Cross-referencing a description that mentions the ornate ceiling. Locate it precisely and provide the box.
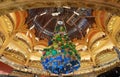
[0,0,120,77]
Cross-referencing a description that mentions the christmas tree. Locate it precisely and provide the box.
[41,21,80,75]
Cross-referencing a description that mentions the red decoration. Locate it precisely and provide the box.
[0,62,13,75]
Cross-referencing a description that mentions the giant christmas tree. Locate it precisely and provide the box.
[41,21,80,75]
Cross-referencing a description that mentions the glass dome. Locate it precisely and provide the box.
[0,0,120,77]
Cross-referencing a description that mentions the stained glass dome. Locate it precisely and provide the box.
[0,0,120,77]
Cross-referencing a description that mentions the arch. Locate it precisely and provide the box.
[87,28,99,43]
[94,49,117,65]
[87,28,105,47]
[16,32,33,49]
[93,10,111,30]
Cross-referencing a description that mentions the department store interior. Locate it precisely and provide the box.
[0,0,120,77]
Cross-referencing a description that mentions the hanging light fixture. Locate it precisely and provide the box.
[40,20,81,76]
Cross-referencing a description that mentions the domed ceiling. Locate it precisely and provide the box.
[0,0,120,77]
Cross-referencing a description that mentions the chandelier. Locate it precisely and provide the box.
[41,20,80,76]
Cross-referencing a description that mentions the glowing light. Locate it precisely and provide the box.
[73,11,79,16]
[52,12,60,16]
[40,12,47,16]
[29,25,35,30]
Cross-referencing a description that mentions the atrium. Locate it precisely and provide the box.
[0,0,120,77]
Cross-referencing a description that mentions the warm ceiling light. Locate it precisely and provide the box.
[51,12,61,16]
